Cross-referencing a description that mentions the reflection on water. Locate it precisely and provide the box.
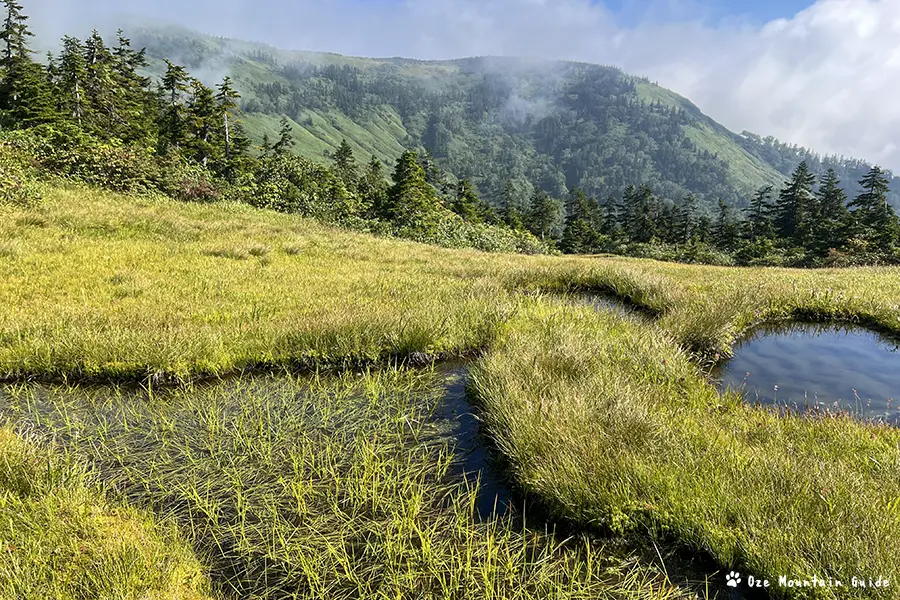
[716,322,900,424]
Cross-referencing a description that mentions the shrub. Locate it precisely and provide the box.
[0,139,42,207]
[14,123,159,193]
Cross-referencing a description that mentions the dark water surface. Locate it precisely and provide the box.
[432,365,511,519]
[716,322,900,423]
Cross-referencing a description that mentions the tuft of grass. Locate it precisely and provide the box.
[0,427,213,600]
[472,298,900,597]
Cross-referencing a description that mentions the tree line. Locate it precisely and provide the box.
[1,0,897,266]
[463,160,899,266]
[0,0,547,254]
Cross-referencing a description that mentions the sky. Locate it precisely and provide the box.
[27,0,900,170]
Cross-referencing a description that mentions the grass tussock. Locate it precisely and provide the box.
[0,427,212,600]
[472,299,900,598]
[0,368,688,600]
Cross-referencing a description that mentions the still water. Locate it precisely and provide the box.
[716,322,900,423]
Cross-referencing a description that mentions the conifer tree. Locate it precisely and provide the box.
[560,188,599,254]
[774,161,816,245]
[57,35,87,125]
[111,30,154,141]
[746,186,775,242]
[383,150,441,232]
[272,116,296,156]
[625,185,659,243]
[0,0,55,127]
[451,178,482,223]
[159,60,190,151]
[357,155,388,218]
[186,78,218,167]
[215,76,243,179]
[331,139,357,188]
[525,188,562,242]
[602,194,623,244]
[810,169,849,254]
[83,31,121,135]
[676,194,699,243]
[714,199,739,250]
[500,180,525,230]
[849,166,899,253]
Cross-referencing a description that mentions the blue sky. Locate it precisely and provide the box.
[603,0,816,25]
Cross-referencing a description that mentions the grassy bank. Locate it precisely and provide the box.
[4,186,900,381]
[472,300,900,598]
[0,427,212,599]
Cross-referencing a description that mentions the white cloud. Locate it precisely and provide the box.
[26,0,900,169]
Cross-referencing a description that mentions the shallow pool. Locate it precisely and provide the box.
[716,322,900,423]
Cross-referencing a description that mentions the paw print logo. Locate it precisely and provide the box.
[726,571,741,588]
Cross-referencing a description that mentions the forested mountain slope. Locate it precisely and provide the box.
[127,24,899,211]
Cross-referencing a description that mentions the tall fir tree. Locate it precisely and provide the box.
[0,0,55,127]
[525,188,562,242]
[186,78,219,167]
[159,59,190,152]
[713,199,740,250]
[500,180,525,231]
[746,186,775,242]
[357,155,388,218]
[848,166,899,253]
[56,35,88,125]
[625,185,659,243]
[451,178,483,223]
[110,30,155,142]
[272,116,296,156]
[810,169,850,254]
[215,76,245,179]
[676,194,699,243]
[331,139,358,188]
[383,150,442,233]
[774,161,816,245]
[560,188,600,254]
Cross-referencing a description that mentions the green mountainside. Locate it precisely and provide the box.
[128,24,898,211]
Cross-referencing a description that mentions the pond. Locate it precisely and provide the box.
[716,322,900,424]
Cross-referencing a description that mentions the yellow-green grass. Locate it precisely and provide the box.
[5,186,900,381]
[0,367,688,600]
[0,185,585,381]
[472,300,900,598]
[0,427,213,599]
[5,184,900,598]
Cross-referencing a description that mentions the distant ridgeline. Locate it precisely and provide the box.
[1,6,899,267]
[128,25,899,212]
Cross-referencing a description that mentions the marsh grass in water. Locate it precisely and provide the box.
[0,365,689,600]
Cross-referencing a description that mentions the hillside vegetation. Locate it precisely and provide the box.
[130,25,899,212]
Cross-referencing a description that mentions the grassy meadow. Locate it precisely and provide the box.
[4,185,900,598]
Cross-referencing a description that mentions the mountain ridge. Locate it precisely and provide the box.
[126,24,899,211]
